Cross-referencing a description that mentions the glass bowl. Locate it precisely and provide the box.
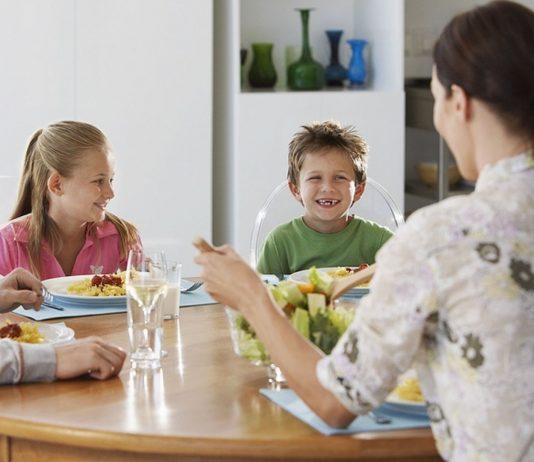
[225,297,359,386]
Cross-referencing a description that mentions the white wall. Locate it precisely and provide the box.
[214,0,405,258]
[0,0,212,275]
[405,0,534,77]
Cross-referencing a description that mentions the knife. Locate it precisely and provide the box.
[40,302,65,311]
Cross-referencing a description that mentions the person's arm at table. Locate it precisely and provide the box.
[195,245,356,428]
[0,268,126,384]
[0,268,43,312]
[0,337,127,385]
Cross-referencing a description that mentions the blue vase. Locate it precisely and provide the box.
[347,39,368,87]
[325,30,347,87]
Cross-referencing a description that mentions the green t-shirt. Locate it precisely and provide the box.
[256,217,393,276]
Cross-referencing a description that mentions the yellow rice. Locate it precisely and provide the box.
[67,273,126,297]
[1,321,44,344]
[393,377,424,402]
[326,267,370,287]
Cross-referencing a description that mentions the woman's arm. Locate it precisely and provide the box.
[195,246,356,427]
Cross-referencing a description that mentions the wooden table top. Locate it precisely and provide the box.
[0,306,441,462]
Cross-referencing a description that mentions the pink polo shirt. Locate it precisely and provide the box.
[0,217,139,279]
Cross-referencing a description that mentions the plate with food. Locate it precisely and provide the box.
[383,370,428,417]
[0,320,75,345]
[288,265,370,297]
[43,274,126,307]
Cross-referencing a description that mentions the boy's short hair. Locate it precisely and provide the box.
[287,120,368,185]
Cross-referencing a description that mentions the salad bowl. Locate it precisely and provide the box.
[225,267,361,385]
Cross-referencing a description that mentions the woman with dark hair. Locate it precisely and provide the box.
[194,1,534,460]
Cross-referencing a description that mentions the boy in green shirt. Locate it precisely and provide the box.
[257,120,393,276]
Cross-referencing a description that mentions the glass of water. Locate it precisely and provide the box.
[162,260,182,320]
[149,253,182,320]
[125,250,168,369]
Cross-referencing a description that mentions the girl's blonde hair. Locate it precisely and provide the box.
[11,120,139,277]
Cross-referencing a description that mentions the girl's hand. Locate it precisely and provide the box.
[55,337,127,380]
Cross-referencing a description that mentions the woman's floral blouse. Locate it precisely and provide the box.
[317,152,534,461]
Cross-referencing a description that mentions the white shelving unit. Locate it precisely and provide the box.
[214,0,405,259]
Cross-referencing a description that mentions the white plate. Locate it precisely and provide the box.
[288,268,370,296]
[38,323,75,345]
[43,275,126,302]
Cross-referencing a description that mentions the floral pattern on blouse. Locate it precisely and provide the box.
[316,152,534,461]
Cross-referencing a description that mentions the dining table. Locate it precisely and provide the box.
[0,304,442,462]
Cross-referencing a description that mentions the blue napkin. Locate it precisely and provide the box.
[260,389,430,436]
[14,285,217,320]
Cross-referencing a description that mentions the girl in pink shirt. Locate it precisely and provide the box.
[0,121,141,280]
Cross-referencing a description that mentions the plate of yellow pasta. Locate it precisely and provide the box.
[0,320,75,345]
[43,274,126,307]
[384,370,427,416]
[288,266,370,297]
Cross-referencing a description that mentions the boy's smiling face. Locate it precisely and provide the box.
[289,148,363,234]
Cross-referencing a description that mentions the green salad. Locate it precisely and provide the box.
[231,267,356,364]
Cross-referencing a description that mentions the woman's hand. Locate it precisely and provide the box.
[0,268,42,312]
[193,245,265,315]
[55,337,127,380]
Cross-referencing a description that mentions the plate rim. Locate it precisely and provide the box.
[30,322,75,345]
[43,274,126,301]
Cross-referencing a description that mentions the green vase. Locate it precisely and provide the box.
[248,43,277,89]
[287,9,325,91]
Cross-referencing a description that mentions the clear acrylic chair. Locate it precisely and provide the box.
[249,177,404,269]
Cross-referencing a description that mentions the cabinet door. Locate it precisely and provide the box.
[76,0,213,273]
[0,0,75,222]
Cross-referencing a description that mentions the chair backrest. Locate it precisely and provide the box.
[249,177,404,269]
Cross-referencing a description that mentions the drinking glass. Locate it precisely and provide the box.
[151,254,182,320]
[126,250,168,369]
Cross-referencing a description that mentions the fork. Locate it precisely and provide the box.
[368,411,392,425]
[40,286,64,311]
[180,280,203,293]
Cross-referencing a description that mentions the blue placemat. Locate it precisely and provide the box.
[260,389,430,436]
[14,285,217,320]
[180,285,217,307]
[14,304,126,321]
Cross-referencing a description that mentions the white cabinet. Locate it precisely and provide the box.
[75,0,213,274]
[214,0,405,259]
[0,0,75,223]
[0,0,212,274]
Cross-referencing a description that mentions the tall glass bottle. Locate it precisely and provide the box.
[325,30,347,87]
[287,9,325,91]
